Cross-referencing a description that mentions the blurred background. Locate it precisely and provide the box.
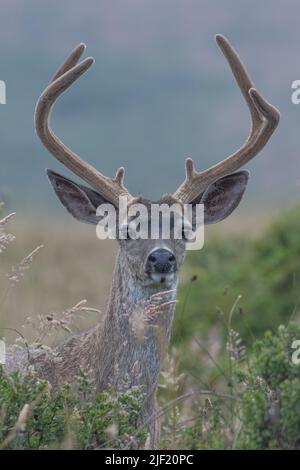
[1,0,300,212]
[1,0,300,410]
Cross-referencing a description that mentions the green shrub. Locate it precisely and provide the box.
[171,323,300,450]
[0,367,147,450]
[174,204,300,378]
[239,323,300,449]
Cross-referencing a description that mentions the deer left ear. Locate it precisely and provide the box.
[199,170,249,224]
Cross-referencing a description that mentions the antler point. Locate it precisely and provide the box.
[84,57,95,67]
[114,167,125,186]
[74,43,86,56]
[185,158,195,179]
[215,34,227,47]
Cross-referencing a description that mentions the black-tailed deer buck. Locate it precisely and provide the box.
[7,35,279,447]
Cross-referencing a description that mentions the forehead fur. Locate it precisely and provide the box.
[128,194,183,209]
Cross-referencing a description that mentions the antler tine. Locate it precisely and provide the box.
[51,43,87,82]
[216,34,261,128]
[173,34,280,204]
[35,45,132,207]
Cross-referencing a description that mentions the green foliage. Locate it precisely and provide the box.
[239,323,300,449]
[175,204,300,347]
[0,368,147,450]
[169,323,300,450]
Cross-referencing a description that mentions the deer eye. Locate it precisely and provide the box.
[182,227,188,240]
[119,224,131,240]
[119,223,140,240]
[182,220,193,241]
[182,227,190,241]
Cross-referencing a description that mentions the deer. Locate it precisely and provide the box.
[5,35,279,448]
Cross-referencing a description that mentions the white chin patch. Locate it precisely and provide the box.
[149,273,175,286]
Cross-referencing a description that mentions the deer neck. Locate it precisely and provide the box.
[95,249,178,396]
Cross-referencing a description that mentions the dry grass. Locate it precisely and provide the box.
[0,216,116,344]
[0,209,271,346]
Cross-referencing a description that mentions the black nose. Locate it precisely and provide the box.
[146,249,177,274]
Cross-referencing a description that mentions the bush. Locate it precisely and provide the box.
[173,204,300,379]
[0,368,147,450]
[240,323,300,449]
[171,323,300,450]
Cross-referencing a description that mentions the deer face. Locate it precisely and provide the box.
[117,198,186,288]
[36,37,279,290]
[47,170,250,288]
[118,236,184,288]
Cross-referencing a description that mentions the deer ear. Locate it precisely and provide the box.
[47,169,109,225]
[200,171,249,224]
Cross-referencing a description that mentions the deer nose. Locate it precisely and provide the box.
[146,249,177,274]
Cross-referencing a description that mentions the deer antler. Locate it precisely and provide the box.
[173,34,280,204]
[35,43,132,206]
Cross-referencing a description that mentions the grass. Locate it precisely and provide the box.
[1,203,300,449]
[0,215,116,344]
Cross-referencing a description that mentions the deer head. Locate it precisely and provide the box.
[35,35,279,289]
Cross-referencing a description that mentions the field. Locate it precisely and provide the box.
[0,209,270,343]
[1,204,300,449]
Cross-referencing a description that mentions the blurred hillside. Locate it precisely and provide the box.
[0,0,300,217]
[1,202,300,348]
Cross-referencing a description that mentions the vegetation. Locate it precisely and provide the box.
[0,368,147,450]
[174,204,300,382]
[161,323,300,450]
[1,203,300,449]
[1,323,299,450]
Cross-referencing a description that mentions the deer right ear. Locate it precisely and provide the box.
[47,170,110,225]
[200,171,249,224]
